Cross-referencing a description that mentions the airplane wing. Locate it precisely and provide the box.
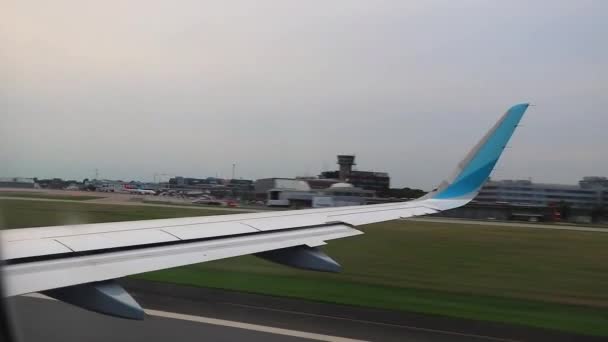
[0,103,530,319]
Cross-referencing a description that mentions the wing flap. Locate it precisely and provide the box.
[327,204,438,226]
[3,239,73,260]
[161,222,258,240]
[55,229,180,253]
[242,214,328,231]
[3,224,362,296]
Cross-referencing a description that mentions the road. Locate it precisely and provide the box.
[6,280,603,342]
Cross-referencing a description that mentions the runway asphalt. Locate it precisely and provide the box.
[5,280,604,342]
[9,296,312,342]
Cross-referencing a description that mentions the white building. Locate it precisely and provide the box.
[475,177,608,209]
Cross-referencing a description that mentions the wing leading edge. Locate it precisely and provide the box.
[1,103,529,319]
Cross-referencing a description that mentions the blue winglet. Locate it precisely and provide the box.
[432,103,529,200]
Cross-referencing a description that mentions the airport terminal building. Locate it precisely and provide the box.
[474,177,608,209]
[0,177,36,189]
[255,177,374,208]
[441,177,608,223]
[319,155,390,194]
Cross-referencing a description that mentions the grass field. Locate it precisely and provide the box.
[0,199,227,229]
[0,192,103,201]
[2,198,608,336]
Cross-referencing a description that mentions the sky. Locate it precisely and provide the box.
[1,0,606,190]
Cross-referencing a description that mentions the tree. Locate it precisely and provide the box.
[387,187,426,199]
[591,206,607,223]
[557,200,571,221]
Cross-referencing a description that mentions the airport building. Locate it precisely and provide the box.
[91,179,160,193]
[254,178,311,197]
[0,177,37,189]
[319,155,390,194]
[254,177,375,207]
[171,176,225,188]
[267,183,374,208]
[227,179,255,200]
[474,177,608,209]
[167,176,254,199]
[431,177,608,224]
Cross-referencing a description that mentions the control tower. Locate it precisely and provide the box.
[337,155,356,181]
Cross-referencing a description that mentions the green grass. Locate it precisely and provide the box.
[2,198,608,336]
[0,199,228,229]
[0,192,103,201]
[138,268,608,336]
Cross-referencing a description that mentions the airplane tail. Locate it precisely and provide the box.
[425,103,529,201]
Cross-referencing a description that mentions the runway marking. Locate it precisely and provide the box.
[223,302,520,342]
[145,308,367,342]
[23,294,366,342]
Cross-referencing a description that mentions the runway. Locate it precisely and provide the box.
[10,296,313,342]
[6,280,603,342]
[7,296,491,342]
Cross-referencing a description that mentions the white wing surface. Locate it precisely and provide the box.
[0,104,530,319]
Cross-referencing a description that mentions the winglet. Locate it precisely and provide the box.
[428,103,529,200]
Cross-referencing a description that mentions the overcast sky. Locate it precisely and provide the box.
[1,1,606,190]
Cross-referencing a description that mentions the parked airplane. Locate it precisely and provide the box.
[126,188,156,195]
[0,103,530,320]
